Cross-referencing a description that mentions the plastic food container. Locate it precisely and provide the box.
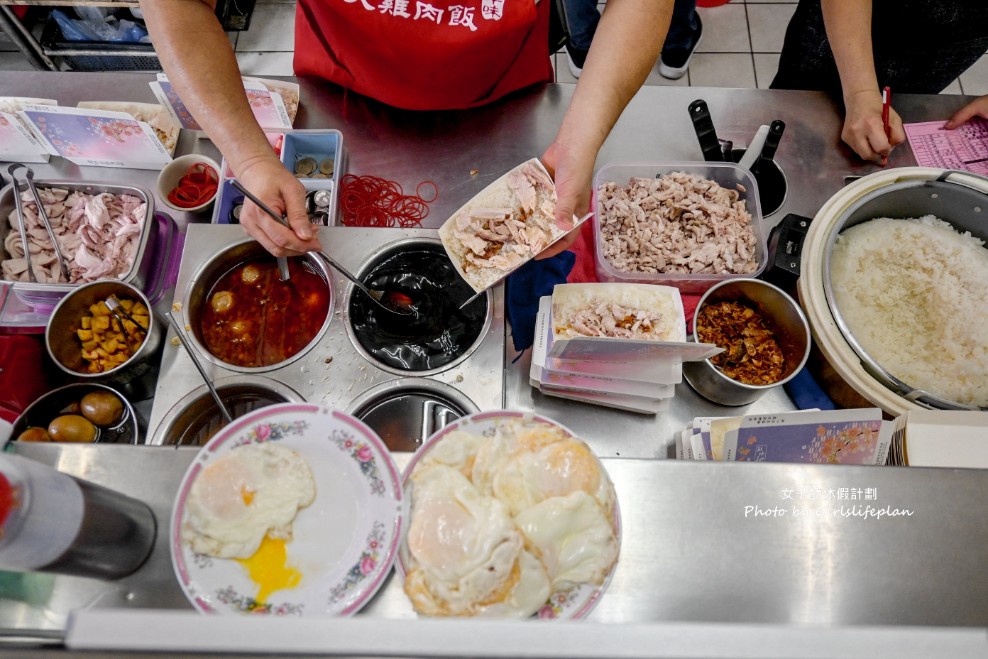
[212,129,344,227]
[592,162,767,295]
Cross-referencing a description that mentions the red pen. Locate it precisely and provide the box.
[881,86,892,166]
[881,86,892,139]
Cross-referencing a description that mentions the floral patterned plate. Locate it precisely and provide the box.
[170,403,403,616]
[397,410,620,620]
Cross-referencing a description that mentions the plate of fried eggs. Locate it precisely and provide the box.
[398,410,620,619]
[170,403,403,616]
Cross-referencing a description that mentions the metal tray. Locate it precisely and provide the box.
[0,180,158,309]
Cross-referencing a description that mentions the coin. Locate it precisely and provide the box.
[312,190,333,208]
[319,158,335,176]
[295,156,317,176]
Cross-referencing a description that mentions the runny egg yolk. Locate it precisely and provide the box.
[235,536,302,604]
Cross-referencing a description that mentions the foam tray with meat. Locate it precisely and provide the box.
[440,158,579,293]
[551,282,685,343]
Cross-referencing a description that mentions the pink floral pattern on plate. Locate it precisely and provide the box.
[170,404,403,618]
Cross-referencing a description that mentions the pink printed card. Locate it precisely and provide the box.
[904,118,988,176]
[18,105,171,170]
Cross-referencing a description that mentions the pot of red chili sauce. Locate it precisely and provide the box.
[183,240,334,372]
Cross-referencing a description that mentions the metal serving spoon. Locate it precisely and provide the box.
[166,310,234,425]
[230,180,415,317]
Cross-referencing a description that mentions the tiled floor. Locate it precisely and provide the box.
[0,0,985,94]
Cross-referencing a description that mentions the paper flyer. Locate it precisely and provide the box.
[151,75,293,132]
[0,111,50,163]
[725,409,891,465]
[18,104,171,170]
[904,118,988,176]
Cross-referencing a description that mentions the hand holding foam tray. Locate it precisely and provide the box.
[439,158,589,294]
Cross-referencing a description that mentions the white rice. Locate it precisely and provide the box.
[830,215,988,407]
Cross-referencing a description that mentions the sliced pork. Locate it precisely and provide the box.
[597,173,758,276]
[2,188,146,284]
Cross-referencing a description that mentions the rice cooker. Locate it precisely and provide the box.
[798,167,988,416]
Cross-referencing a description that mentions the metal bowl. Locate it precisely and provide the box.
[346,377,479,452]
[46,279,164,401]
[148,375,304,446]
[344,238,494,376]
[684,278,810,406]
[182,239,335,373]
[11,382,139,444]
[0,181,157,310]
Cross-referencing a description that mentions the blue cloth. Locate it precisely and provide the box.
[783,367,836,411]
[505,251,576,352]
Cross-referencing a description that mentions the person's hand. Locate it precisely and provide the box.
[537,140,594,259]
[841,89,905,163]
[944,96,988,129]
[235,155,322,256]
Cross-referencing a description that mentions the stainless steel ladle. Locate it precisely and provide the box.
[230,180,415,317]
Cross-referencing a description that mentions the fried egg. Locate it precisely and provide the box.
[513,490,618,590]
[181,442,316,559]
[403,418,619,618]
[491,436,615,517]
[404,465,530,615]
[470,421,579,498]
[416,429,485,480]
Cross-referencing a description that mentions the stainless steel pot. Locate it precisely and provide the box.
[684,278,810,406]
[181,238,335,373]
[148,375,304,446]
[821,170,988,411]
[46,279,164,401]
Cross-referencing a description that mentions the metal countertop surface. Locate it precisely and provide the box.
[1,72,975,458]
[1,72,985,649]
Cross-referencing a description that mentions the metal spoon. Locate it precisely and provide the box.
[166,310,234,425]
[105,296,146,354]
[230,180,414,317]
[7,164,71,283]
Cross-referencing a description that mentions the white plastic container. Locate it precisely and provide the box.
[592,162,767,295]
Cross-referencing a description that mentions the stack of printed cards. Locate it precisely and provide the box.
[888,410,988,468]
[150,74,297,133]
[0,97,56,163]
[530,283,722,414]
[677,409,892,465]
[16,105,172,170]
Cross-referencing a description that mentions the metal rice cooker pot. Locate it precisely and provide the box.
[798,167,988,416]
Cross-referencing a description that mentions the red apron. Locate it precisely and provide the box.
[294,0,552,110]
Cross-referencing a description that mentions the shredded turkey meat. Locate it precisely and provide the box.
[451,160,559,274]
[556,296,667,340]
[2,187,146,284]
[597,172,758,275]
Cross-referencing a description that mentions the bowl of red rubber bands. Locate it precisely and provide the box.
[157,154,222,214]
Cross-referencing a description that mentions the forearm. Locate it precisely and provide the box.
[140,0,275,173]
[821,0,877,102]
[553,0,673,158]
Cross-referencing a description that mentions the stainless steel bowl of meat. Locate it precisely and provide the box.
[0,181,157,309]
[182,239,335,373]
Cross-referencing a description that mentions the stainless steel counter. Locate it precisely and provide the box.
[0,73,974,457]
[4,442,987,647]
[1,72,985,651]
